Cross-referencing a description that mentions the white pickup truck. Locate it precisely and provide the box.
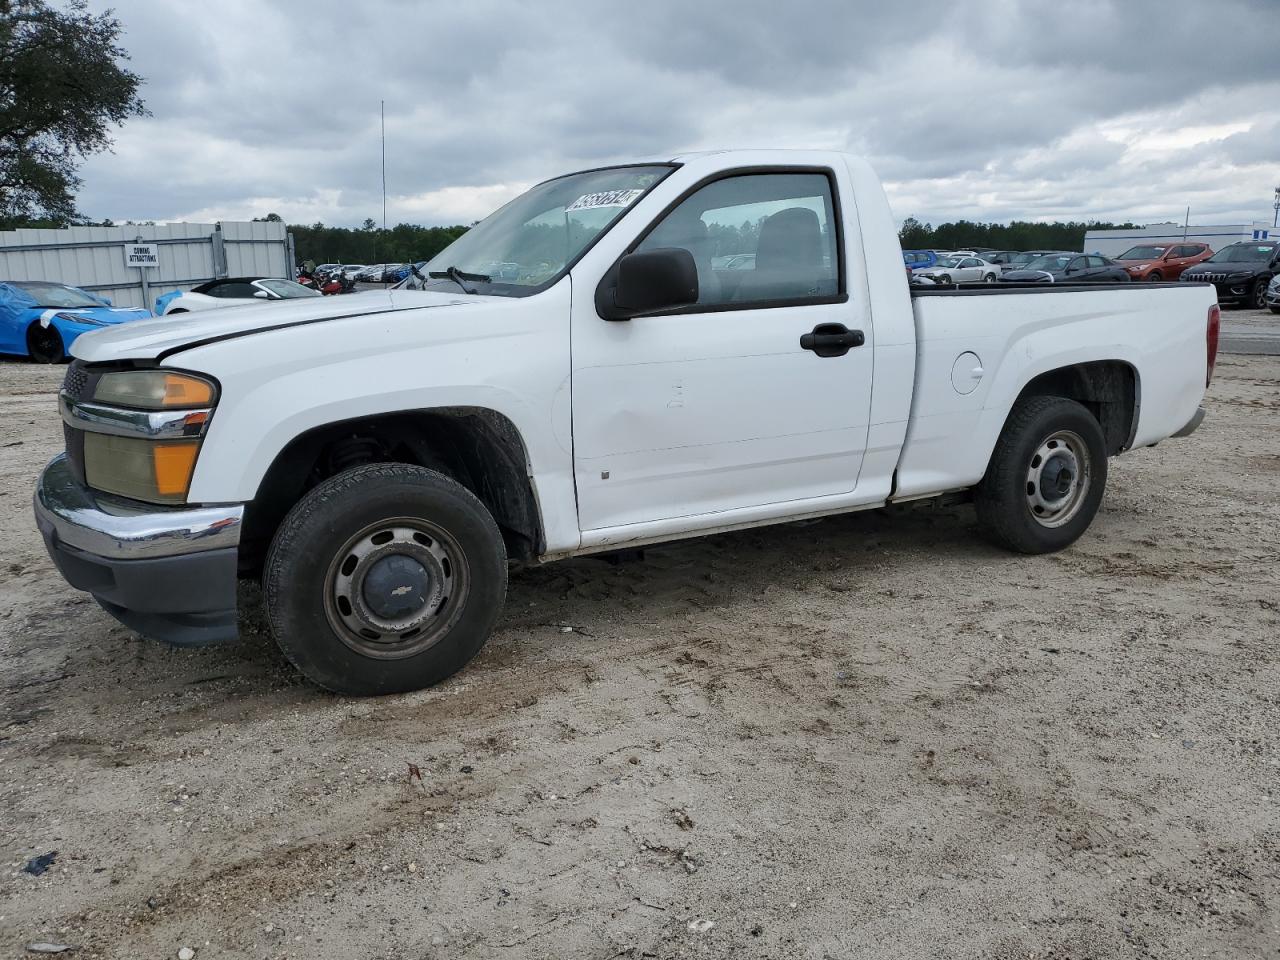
[34,150,1219,695]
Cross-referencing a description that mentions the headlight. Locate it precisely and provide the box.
[94,370,216,409]
[81,369,217,503]
[83,434,201,504]
[61,312,108,326]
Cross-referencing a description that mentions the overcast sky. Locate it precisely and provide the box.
[76,0,1280,230]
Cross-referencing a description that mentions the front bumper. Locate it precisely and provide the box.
[33,453,244,646]
[1185,277,1254,302]
[1172,406,1206,439]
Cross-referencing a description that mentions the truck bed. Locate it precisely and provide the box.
[910,280,1203,297]
[894,281,1218,501]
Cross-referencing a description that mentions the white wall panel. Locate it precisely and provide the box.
[0,221,291,312]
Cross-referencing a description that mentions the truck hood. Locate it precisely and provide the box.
[70,289,476,363]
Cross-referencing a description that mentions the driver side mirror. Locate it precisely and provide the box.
[253,290,272,299]
[608,247,699,319]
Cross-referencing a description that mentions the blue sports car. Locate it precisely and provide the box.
[0,281,151,363]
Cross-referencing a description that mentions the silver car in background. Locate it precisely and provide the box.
[915,254,1001,284]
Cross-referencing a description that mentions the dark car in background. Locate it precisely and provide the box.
[1000,252,1130,284]
[1179,241,1279,308]
[1112,242,1212,282]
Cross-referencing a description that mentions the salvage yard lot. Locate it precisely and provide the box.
[1,354,1277,959]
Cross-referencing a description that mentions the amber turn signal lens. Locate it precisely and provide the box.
[162,373,215,407]
[152,441,200,496]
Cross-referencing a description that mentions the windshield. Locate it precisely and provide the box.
[10,281,103,308]
[1206,243,1277,263]
[257,279,321,299]
[1116,245,1167,261]
[399,165,673,297]
[1024,255,1073,271]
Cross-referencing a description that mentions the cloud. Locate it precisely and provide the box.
[76,0,1280,228]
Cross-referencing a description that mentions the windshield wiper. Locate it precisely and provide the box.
[428,266,491,295]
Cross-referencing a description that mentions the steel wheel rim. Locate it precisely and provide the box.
[323,516,470,660]
[1025,430,1091,528]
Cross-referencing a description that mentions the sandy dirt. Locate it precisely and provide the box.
[0,353,1276,960]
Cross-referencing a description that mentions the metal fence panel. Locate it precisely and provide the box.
[0,221,292,312]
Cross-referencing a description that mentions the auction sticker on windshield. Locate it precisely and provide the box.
[565,189,645,212]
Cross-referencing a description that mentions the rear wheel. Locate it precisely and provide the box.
[975,396,1107,554]
[26,323,65,364]
[264,463,508,696]
[983,272,997,283]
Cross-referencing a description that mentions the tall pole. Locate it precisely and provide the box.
[381,100,387,233]
[1273,186,1279,229]
[1183,206,1189,242]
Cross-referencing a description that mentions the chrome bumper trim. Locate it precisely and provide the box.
[59,392,211,440]
[1172,406,1206,439]
[34,453,243,560]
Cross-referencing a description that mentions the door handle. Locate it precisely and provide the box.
[800,323,865,358]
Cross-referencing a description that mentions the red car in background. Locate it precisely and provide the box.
[1112,242,1213,281]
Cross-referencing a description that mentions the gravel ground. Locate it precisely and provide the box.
[0,354,1276,960]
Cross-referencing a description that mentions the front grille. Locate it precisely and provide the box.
[60,360,95,486]
[1193,272,1247,284]
[62,361,89,401]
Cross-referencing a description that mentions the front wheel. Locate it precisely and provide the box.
[264,463,508,695]
[26,323,65,363]
[1147,271,1163,282]
[1250,279,1268,310]
[974,396,1107,554]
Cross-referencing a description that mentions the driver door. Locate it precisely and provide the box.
[570,168,875,535]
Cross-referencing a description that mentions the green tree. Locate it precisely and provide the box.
[0,0,147,226]
[897,217,1141,253]
[898,216,932,249]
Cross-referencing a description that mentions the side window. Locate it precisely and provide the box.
[1087,256,1106,268]
[216,281,260,298]
[961,258,981,268]
[635,171,840,308]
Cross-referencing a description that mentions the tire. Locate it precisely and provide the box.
[938,274,952,285]
[264,463,508,696]
[974,396,1107,555]
[167,308,188,314]
[1147,271,1162,282]
[983,273,997,283]
[1250,279,1268,310]
[26,322,65,363]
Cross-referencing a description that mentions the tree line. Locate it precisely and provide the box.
[898,216,1140,253]
[279,217,470,267]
